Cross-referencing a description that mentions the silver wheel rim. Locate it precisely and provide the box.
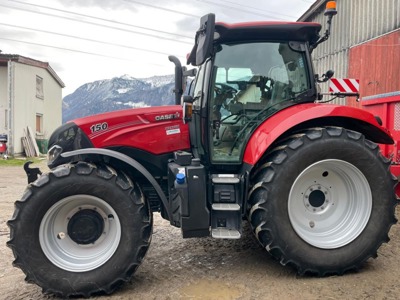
[288,159,372,249]
[39,195,121,272]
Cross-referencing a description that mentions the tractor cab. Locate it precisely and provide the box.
[166,15,329,239]
[184,15,322,168]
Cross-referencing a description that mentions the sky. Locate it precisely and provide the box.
[0,0,316,96]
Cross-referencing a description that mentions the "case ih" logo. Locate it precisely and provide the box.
[155,112,180,121]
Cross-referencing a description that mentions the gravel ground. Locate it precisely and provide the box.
[0,160,399,300]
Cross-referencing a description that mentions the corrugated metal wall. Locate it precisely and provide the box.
[301,0,400,104]
[348,30,400,101]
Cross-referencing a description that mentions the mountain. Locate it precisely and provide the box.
[62,74,176,123]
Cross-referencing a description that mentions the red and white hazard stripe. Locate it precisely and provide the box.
[329,78,359,93]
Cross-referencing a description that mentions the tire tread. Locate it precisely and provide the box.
[248,126,398,276]
[7,161,152,298]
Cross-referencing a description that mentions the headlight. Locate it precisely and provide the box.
[47,145,63,166]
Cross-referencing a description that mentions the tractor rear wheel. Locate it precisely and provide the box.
[7,162,152,297]
[248,127,398,275]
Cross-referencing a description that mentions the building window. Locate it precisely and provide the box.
[36,114,43,134]
[36,75,44,99]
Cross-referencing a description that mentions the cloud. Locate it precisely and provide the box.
[176,16,199,37]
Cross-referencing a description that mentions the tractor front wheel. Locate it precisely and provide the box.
[7,162,152,297]
[248,127,398,275]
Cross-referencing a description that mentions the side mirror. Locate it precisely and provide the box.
[316,70,334,83]
[187,14,215,66]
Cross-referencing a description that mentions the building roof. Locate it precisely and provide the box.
[297,0,327,22]
[0,53,65,88]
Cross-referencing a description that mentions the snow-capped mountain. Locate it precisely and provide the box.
[62,74,176,123]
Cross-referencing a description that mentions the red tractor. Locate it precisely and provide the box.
[7,3,398,298]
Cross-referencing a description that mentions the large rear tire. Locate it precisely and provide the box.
[248,127,398,275]
[7,162,152,297]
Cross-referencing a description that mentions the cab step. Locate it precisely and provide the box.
[212,203,240,211]
[211,228,241,239]
[210,174,243,239]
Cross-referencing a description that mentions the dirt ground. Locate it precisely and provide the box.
[0,160,399,300]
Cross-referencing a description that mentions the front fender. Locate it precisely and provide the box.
[61,148,170,218]
[243,103,394,166]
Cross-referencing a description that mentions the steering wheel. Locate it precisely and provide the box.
[214,83,237,97]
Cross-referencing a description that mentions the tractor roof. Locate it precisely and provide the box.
[187,14,323,66]
[214,21,322,44]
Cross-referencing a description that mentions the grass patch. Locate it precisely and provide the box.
[0,158,44,167]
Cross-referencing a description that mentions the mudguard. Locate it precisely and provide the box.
[61,148,170,218]
[243,103,394,166]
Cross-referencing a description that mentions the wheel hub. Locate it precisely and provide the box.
[288,159,372,249]
[40,195,121,272]
[309,190,325,207]
[303,184,331,212]
[68,209,105,244]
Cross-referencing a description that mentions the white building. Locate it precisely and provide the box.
[0,54,65,156]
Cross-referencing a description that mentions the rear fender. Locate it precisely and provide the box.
[61,148,170,218]
[243,103,394,166]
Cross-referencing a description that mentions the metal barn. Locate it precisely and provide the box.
[299,0,400,172]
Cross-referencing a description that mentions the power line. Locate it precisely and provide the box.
[0,22,187,58]
[0,37,136,61]
[205,0,297,19]
[192,0,289,21]
[123,0,295,21]
[122,0,200,18]
[0,36,170,67]
[10,0,193,40]
[0,2,193,45]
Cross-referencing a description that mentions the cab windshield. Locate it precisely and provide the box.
[209,41,310,163]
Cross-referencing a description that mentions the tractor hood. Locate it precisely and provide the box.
[72,105,189,152]
[47,106,190,168]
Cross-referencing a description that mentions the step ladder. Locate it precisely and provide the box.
[210,175,242,239]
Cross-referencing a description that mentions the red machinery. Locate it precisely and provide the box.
[362,94,400,191]
[7,2,398,298]
[0,134,7,159]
